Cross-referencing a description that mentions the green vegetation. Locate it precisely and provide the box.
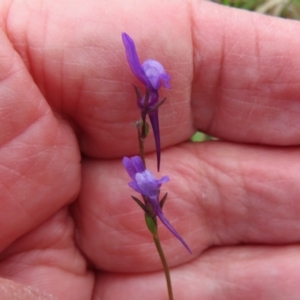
[215,0,300,19]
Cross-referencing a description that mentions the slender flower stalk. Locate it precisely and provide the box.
[135,120,147,167]
[123,155,192,300]
[122,32,191,300]
[146,214,174,300]
[122,32,171,171]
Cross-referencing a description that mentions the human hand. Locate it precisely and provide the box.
[1,0,300,299]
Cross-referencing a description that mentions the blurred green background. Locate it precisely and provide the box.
[216,0,300,19]
[191,0,300,142]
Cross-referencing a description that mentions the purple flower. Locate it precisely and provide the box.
[122,32,171,171]
[123,156,192,253]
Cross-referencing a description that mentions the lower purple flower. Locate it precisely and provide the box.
[123,156,192,253]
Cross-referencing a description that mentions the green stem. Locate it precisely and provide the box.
[137,123,146,167]
[137,118,173,299]
[153,231,174,300]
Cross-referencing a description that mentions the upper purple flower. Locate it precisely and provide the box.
[123,156,192,253]
[122,33,171,92]
[122,33,171,171]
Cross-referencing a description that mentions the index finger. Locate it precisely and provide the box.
[3,0,300,159]
[191,1,300,145]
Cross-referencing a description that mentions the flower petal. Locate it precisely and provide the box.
[131,156,146,173]
[135,171,159,197]
[122,156,145,181]
[128,181,143,194]
[157,175,170,185]
[159,72,171,89]
[122,156,136,181]
[142,59,171,90]
[122,33,151,87]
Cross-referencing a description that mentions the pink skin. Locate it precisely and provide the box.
[0,0,300,299]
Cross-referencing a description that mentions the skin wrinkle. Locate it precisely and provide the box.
[0,116,53,170]
[189,0,201,134]
[0,0,14,37]
[2,250,79,276]
[251,16,261,89]
[24,11,34,77]
[0,143,55,188]
[0,209,90,274]
[14,3,43,78]
[76,192,127,257]
[212,18,227,136]
[190,3,225,135]
[210,32,245,136]
[165,147,215,248]
[171,152,201,201]
[4,228,69,259]
[0,87,50,151]
[212,146,300,242]
[0,62,25,85]
[248,180,297,223]
[0,188,31,239]
[61,40,68,114]
[43,15,64,112]
[215,91,299,141]
[175,0,194,133]
[0,162,32,191]
[195,145,253,245]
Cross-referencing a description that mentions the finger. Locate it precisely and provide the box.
[94,245,300,300]
[191,1,300,145]
[1,0,194,158]
[6,2,300,159]
[0,209,94,300]
[73,141,300,272]
[0,28,80,251]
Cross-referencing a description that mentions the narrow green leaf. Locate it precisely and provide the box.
[160,192,168,209]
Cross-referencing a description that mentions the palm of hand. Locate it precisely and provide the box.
[0,1,300,299]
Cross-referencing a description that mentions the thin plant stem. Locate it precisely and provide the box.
[137,117,174,300]
[137,123,146,167]
[153,231,174,300]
